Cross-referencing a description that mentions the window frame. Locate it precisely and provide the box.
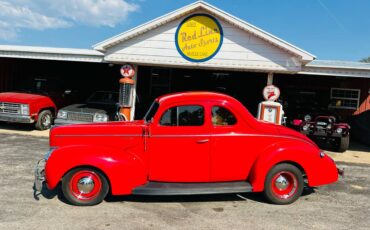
[159,104,205,127]
[329,88,361,110]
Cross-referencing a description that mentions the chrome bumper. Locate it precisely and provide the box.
[34,159,46,192]
[0,114,34,123]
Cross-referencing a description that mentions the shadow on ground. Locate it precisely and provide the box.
[0,122,35,132]
[33,182,315,205]
[318,140,370,153]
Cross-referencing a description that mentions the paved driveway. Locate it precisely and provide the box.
[0,134,370,230]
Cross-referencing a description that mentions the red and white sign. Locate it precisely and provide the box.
[263,85,280,102]
[120,64,135,78]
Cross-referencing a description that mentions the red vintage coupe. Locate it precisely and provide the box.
[35,92,340,206]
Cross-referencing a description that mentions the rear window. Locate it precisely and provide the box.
[212,106,237,126]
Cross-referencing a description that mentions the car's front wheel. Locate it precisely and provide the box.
[337,135,350,153]
[62,167,109,206]
[263,163,304,205]
[35,110,53,130]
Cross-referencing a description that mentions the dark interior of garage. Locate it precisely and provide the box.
[0,57,121,108]
[135,66,267,119]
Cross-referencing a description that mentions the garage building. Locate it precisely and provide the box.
[0,1,369,122]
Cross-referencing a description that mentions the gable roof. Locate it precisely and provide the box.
[93,1,315,62]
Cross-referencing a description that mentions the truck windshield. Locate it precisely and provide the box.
[144,101,159,123]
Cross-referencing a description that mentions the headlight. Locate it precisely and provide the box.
[93,113,108,122]
[336,128,343,134]
[20,104,29,115]
[304,114,311,122]
[57,110,68,119]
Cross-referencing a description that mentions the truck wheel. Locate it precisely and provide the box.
[62,168,109,206]
[35,110,53,130]
[337,135,350,153]
[263,163,304,205]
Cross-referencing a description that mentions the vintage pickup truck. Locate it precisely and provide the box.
[35,92,340,206]
[0,92,56,130]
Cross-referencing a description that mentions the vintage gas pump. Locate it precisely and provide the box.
[257,85,284,125]
[118,64,136,121]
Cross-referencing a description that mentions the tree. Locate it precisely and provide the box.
[360,57,370,63]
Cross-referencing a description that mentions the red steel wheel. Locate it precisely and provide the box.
[271,171,298,200]
[62,168,109,206]
[264,163,304,205]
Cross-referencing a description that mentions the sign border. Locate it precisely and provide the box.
[175,13,224,63]
[262,85,280,102]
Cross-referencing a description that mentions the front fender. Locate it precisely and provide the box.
[45,145,148,195]
[248,141,338,192]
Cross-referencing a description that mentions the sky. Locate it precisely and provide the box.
[0,0,369,61]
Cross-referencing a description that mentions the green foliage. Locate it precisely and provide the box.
[360,57,370,63]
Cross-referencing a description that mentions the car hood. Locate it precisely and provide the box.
[50,120,146,147]
[60,103,115,114]
[0,92,49,104]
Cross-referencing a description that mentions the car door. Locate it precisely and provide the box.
[210,104,257,182]
[148,103,211,182]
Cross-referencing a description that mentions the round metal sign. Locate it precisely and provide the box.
[175,14,223,62]
[120,64,135,78]
[263,85,280,102]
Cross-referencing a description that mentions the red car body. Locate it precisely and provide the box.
[0,92,56,129]
[36,92,339,205]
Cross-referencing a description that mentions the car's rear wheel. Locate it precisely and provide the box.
[62,167,109,206]
[263,163,304,205]
[337,135,350,153]
[35,110,53,130]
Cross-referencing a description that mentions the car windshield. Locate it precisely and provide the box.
[87,91,118,105]
[144,101,159,123]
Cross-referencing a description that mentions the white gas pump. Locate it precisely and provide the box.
[257,85,284,125]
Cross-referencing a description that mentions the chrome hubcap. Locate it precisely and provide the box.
[77,177,95,194]
[275,175,289,190]
[42,115,51,126]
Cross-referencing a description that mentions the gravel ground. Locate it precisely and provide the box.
[0,134,370,230]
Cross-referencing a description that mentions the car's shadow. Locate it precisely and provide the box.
[33,183,67,203]
[0,122,35,132]
[33,183,315,205]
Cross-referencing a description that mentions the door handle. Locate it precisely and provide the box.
[196,139,209,144]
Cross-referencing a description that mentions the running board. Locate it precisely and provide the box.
[132,181,252,195]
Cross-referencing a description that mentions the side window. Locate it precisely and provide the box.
[212,106,237,126]
[160,105,204,126]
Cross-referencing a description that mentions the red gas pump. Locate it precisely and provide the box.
[118,64,136,121]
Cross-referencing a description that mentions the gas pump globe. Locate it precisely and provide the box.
[118,64,135,121]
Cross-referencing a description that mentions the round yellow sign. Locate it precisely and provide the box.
[175,14,223,62]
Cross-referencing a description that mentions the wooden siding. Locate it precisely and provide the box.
[104,11,302,73]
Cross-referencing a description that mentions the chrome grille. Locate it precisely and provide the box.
[0,102,21,114]
[67,112,94,122]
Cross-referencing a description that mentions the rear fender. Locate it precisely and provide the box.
[45,145,147,195]
[248,141,335,192]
